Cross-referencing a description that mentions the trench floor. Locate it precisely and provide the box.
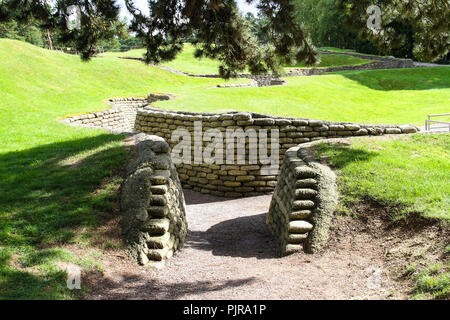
[81,189,424,299]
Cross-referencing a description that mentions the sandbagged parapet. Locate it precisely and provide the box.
[120,134,187,267]
[135,108,417,198]
[267,145,338,255]
[60,93,173,133]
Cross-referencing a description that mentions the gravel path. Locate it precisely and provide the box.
[87,190,408,300]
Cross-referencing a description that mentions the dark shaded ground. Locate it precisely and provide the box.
[79,189,450,300]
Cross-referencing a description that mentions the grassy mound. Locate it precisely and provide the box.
[315,134,449,300]
[0,39,239,299]
[102,43,450,125]
[158,67,449,125]
[285,53,371,69]
[315,134,450,221]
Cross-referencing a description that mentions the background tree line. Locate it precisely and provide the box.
[0,10,141,52]
[0,1,448,69]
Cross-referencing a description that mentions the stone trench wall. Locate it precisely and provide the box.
[120,134,188,266]
[267,141,338,256]
[61,97,147,132]
[61,95,419,260]
[134,106,418,197]
[285,56,414,77]
[119,54,413,87]
[60,94,170,132]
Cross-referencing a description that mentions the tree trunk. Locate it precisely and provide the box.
[47,30,53,50]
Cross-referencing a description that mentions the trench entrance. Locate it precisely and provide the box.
[88,187,419,299]
[182,189,278,259]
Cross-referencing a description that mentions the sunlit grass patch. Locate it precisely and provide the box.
[315,134,450,221]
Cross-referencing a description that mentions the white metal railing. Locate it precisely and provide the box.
[425,113,450,132]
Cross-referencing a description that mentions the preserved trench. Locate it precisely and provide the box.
[59,60,439,298]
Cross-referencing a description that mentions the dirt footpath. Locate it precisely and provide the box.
[86,190,427,300]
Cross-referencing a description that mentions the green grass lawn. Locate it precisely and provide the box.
[0,39,449,299]
[101,44,222,74]
[315,134,450,221]
[0,39,240,299]
[103,43,373,74]
[84,44,450,126]
[319,47,357,53]
[285,53,371,69]
[319,47,384,58]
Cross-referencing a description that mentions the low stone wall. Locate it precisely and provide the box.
[135,107,418,197]
[321,50,415,65]
[119,54,414,86]
[267,142,338,255]
[120,134,188,266]
[61,97,147,132]
[61,95,170,132]
[285,55,414,77]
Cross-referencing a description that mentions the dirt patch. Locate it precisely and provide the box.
[76,190,447,300]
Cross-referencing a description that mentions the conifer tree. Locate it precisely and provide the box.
[0,0,319,77]
[339,0,449,62]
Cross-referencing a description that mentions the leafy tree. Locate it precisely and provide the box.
[243,12,270,44]
[0,19,44,46]
[119,36,144,51]
[294,0,382,54]
[0,0,121,59]
[339,0,450,62]
[0,0,319,77]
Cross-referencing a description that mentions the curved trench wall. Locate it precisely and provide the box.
[120,134,188,266]
[62,97,419,260]
[285,54,414,77]
[134,106,418,197]
[120,54,414,86]
[267,142,338,255]
[60,94,170,132]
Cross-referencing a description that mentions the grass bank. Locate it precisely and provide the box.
[315,134,449,300]
[315,134,449,221]
[0,39,236,299]
[103,43,372,74]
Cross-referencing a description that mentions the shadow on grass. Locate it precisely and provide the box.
[0,133,129,299]
[0,263,70,300]
[335,67,450,91]
[315,142,378,170]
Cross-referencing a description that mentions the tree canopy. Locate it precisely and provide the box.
[1,0,447,73]
[293,0,378,54]
[0,0,318,77]
[339,0,449,62]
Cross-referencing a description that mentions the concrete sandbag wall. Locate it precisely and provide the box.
[134,107,417,197]
[267,142,338,255]
[120,134,188,267]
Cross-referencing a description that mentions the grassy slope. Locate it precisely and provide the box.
[316,134,450,299]
[102,45,450,126]
[0,39,237,299]
[157,67,450,126]
[286,53,370,69]
[102,44,222,74]
[316,134,450,221]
